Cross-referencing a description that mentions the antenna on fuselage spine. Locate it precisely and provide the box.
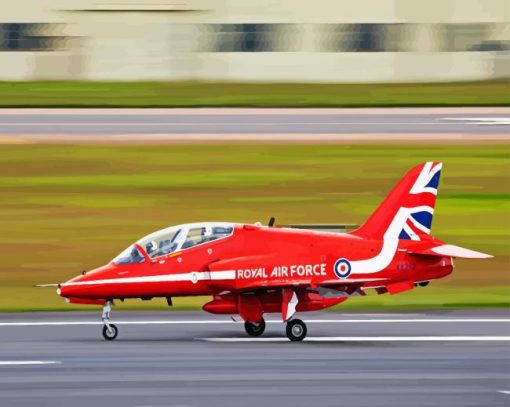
[268,217,276,227]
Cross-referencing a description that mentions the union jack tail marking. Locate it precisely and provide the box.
[353,162,442,241]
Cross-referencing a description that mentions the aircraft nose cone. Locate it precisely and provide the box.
[59,264,114,300]
[58,274,85,298]
[58,273,108,306]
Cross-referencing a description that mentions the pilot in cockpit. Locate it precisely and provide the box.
[146,239,178,257]
[145,240,158,256]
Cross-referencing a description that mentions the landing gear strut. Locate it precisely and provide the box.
[101,300,118,341]
[244,319,266,337]
[286,319,307,342]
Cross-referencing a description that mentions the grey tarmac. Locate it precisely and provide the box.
[0,309,509,407]
[0,108,508,143]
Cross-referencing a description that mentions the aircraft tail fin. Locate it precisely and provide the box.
[352,162,442,241]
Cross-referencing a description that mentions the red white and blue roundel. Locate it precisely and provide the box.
[334,258,351,279]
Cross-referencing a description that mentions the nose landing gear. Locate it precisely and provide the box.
[101,300,118,341]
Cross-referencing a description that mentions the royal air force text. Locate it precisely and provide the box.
[236,264,327,279]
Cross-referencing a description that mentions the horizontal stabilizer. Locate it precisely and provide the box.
[408,244,492,259]
[34,283,60,288]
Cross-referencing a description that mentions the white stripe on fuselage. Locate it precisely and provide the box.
[349,206,433,275]
[61,270,236,287]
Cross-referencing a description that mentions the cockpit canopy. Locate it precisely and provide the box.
[112,222,235,265]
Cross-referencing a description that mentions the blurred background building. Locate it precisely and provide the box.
[0,0,509,82]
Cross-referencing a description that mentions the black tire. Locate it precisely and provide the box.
[244,319,266,337]
[286,319,307,342]
[102,324,118,341]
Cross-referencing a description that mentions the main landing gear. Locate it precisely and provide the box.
[244,319,266,336]
[242,317,308,341]
[286,319,307,342]
[101,300,118,341]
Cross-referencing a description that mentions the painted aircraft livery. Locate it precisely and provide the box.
[50,162,492,341]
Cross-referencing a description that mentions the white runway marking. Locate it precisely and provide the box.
[0,122,461,126]
[442,117,510,125]
[200,336,510,343]
[281,319,510,323]
[0,318,508,327]
[0,361,61,366]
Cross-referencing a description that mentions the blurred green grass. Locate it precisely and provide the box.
[0,143,508,311]
[0,80,508,107]
[2,287,508,313]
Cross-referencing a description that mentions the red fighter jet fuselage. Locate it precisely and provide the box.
[56,162,492,341]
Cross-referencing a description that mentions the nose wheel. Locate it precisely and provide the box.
[102,324,118,341]
[286,319,307,342]
[101,300,118,341]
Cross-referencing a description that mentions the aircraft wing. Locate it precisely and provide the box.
[318,277,387,286]
[229,277,387,293]
[232,276,414,302]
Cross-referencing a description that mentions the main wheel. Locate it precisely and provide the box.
[102,324,118,341]
[286,319,307,342]
[244,319,266,337]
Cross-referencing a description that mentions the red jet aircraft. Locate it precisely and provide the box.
[54,162,491,341]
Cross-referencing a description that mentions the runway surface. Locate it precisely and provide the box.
[0,309,509,407]
[0,108,508,142]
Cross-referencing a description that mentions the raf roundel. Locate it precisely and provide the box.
[334,258,352,279]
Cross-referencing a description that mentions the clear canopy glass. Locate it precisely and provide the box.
[112,223,235,264]
[112,245,145,265]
